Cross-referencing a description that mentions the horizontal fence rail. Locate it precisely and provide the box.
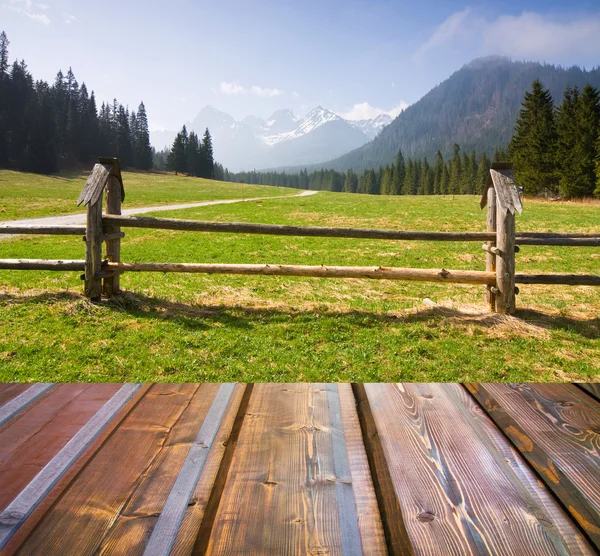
[105,262,497,285]
[515,274,600,286]
[0,259,86,271]
[0,226,86,236]
[103,215,498,242]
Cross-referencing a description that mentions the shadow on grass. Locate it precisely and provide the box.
[4,289,597,340]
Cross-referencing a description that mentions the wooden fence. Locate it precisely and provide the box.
[1,158,599,314]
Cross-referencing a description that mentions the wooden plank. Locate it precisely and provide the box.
[0,384,141,550]
[516,237,600,246]
[204,383,385,555]
[363,383,593,554]
[466,383,600,550]
[485,186,497,311]
[77,163,112,207]
[495,203,516,313]
[103,175,122,297]
[142,384,237,556]
[0,385,150,556]
[0,384,120,512]
[104,214,496,242]
[0,226,86,235]
[0,384,54,427]
[106,262,496,285]
[0,385,31,407]
[15,384,199,555]
[576,383,600,402]
[85,198,103,301]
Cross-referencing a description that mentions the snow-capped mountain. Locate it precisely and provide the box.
[349,114,393,139]
[151,105,392,171]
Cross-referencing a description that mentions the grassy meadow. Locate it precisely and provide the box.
[0,171,599,382]
[0,169,291,221]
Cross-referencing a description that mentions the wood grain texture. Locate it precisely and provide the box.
[0,384,120,511]
[77,163,112,207]
[364,383,593,555]
[103,175,122,297]
[0,385,31,408]
[204,383,383,555]
[93,384,245,556]
[15,384,199,555]
[466,383,600,550]
[85,197,103,301]
[495,205,516,313]
[0,384,54,428]
[485,186,497,311]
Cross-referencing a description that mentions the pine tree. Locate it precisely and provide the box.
[433,150,444,194]
[200,128,214,178]
[344,169,356,193]
[441,165,450,194]
[476,153,491,194]
[402,158,414,195]
[186,131,200,176]
[116,105,132,166]
[555,86,580,198]
[134,102,153,170]
[393,150,405,195]
[449,144,461,195]
[509,79,558,196]
[571,84,600,197]
[0,31,9,81]
[380,165,392,195]
[167,125,188,175]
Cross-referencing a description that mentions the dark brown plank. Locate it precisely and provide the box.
[364,383,593,554]
[204,383,385,555]
[0,384,30,407]
[0,384,120,512]
[95,384,245,555]
[15,384,199,555]
[467,383,600,550]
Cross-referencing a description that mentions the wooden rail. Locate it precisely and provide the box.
[0,259,86,271]
[0,226,86,235]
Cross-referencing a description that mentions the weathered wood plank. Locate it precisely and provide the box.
[204,383,385,555]
[0,384,119,511]
[0,384,141,550]
[104,214,496,242]
[0,226,86,235]
[485,186,497,311]
[363,383,593,554]
[516,237,600,246]
[466,383,600,550]
[495,203,516,313]
[105,262,496,285]
[515,274,600,286]
[77,163,112,207]
[103,175,122,297]
[85,197,103,301]
[0,384,54,427]
[14,384,198,555]
[0,259,86,271]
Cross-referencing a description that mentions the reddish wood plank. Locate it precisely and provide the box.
[0,385,31,407]
[15,384,199,555]
[467,383,600,549]
[204,383,385,555]
[0,384,121,512]
[364,383,593,555]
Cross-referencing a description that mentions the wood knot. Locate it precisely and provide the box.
[198,443,208,449]
[417,511,435,523]
[293,518,305,524]
[557,401,574,408]
[421,393,434,399]
[438,268,450,279]
[263,480,277,486]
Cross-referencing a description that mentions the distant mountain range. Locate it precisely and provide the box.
[150,106,392,171]
[295,56,600,173]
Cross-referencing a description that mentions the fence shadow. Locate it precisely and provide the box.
[1,290,598,340]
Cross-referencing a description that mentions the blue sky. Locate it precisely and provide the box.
[2,0,600,131]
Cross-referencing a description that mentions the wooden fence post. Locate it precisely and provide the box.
[485,187,497,311]
[495,205,516,314]
[84,196,103,301]
[102,158,123,297]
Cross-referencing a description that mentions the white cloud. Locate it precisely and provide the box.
[62,12,78,25]
[220,81,284,97]
[5,0,51,25]
[415,9,600,62]
[339,101,409,121]
[415,8,471,60]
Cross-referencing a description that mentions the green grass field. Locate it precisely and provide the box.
[0,169,291,221]
[1,171,598,382]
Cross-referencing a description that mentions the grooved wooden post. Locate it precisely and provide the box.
[103,175,122,297]
[485,187,497,311]
[495,205,516,314]
[84,197,103,301]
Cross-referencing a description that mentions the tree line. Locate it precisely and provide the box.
[226,146,499,196]
[0,31,152,173]
[509,79,600,198]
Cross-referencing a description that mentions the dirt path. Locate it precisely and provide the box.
[0,190,318,239]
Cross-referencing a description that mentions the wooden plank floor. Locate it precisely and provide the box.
[0,382,598,555]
